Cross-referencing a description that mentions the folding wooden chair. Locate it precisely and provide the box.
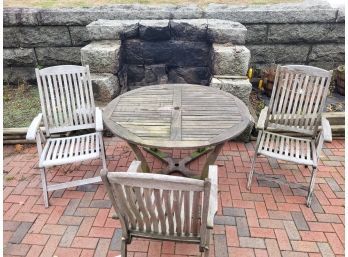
[26,65,107,207]
[101,161,218,257]
[247,65,333,207]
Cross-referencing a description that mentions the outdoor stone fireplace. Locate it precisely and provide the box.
[81,19,252,106]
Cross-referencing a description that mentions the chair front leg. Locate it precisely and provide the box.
[99,132,107,169]
[121,237,127,257]
[35,130,50,208]
[40,168,49,208]
[247,131,262,190]
[202,229,211,257]
[306,166,317,207]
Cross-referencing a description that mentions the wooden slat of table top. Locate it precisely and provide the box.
[103,84,251,149]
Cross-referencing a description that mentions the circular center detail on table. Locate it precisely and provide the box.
[174,106,180,110]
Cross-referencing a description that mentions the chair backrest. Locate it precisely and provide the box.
[36,65,96,136]
[102,172,211,240]
[266,65,332,136]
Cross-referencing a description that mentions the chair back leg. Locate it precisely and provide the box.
[40,168,49,207]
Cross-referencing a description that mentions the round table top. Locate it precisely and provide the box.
[103,84,252,149]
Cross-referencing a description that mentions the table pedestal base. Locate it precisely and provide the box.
[144,147,213,178]
[127,142,224,179]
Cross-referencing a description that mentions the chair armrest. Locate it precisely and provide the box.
[207,165,218,229]
[26,113,43,141]
[96,107,103,132]
[321,117,332,142]
[256,107,268,130]
[127,161,142,173]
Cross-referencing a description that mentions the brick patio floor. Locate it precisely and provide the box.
[3,137,345,257]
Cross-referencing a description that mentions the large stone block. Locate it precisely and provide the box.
[142,65,168,85]
[127,65,146,84]
[139,20,170,41]
[247,44,310,64]
[210,75,255,142]
[128,64,168,89]
[123,40,145,65]
[211,45,250,76]
[170,19,207,41]
[308,44,345,63]
[38,8,105,26]
[210,76,252,105]
[168,66,210,85]
[123,4,203,20]
[3,48,37,67]
[4,67,36,85]
[18,26,72,47]
[3,8,39,25]
[38,5,203,26]
[3,27,20,48]
[124,40,210,67]
[81,40,121,74]
[205,2,337,23]
[117,4,202,19]
[207,19,246,44]
[87,20,139,40]
[336,6,345,22]
[308,61,338,70]
[145,41,210,66]
[69,26,92,46]
[91,73,120,101]
[245,25,267,44]
[35,47,81,66]
[268,23,345,43]
[170,5,204,19]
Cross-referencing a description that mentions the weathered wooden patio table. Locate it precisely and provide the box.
[103,84,251,179]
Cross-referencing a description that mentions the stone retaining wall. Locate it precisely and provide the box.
[3,0,345,84]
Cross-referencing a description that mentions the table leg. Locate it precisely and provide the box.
[127,142,150,173]
[201,143,224,179]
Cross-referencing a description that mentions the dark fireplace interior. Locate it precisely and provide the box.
[118,24,213,90]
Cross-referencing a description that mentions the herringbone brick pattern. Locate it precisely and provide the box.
[3,137,345,257]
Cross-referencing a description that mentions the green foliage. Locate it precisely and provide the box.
[3,85,41,128]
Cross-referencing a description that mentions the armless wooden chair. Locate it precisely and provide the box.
[101,161,218,257]
[26,65,107,207]
[247,65,333,207]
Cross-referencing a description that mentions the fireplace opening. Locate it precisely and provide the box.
[116,19,216,90]
[82,19,250,102]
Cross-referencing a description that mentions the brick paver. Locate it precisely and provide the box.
[3,137,345,256]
